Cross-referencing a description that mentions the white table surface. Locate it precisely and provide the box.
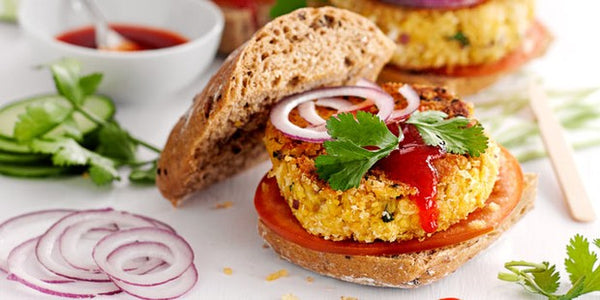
[0,1,599,299]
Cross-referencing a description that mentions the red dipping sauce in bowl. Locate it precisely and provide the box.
[56,24,188,51]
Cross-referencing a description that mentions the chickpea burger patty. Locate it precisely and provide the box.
[264,83,500,242]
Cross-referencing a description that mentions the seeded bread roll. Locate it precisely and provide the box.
[157,7,396,205]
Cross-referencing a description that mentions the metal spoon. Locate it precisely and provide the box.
[78,0,140,51]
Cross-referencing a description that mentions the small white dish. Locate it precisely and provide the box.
[19,0,224,102]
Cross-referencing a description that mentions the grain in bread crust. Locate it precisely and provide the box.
[258,170,537,288]
[157,7,396,205]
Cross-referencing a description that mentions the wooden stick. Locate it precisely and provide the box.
[529,82,596,222]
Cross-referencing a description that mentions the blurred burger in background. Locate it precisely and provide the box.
[319,0,552,95]
[213,0,551,95]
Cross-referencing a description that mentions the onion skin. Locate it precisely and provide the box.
[379,0,485,9]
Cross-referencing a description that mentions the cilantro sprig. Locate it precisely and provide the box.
[499,234,600,299]
[10,59,160,185]
[315,111,402,190]
[407,110,488,157]
[314,110,489,191]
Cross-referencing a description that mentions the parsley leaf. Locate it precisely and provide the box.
[449,31,470,47]
[96,122,137,162]
[407,110,488,157]
[50,59,86,105]
[13,101,74,142]
[499,234,600,300]
[315,111,401,190]
[270,0,307,19]
[129,162,157,184]
[30,138,120,185]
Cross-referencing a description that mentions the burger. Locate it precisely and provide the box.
[156,7,537,287]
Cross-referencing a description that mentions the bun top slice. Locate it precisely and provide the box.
[157,7,396,206]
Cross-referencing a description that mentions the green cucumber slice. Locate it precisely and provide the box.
[0,151,48,164]
[0,136,30,153]
[0,163,70,178]
[0,94,115,139]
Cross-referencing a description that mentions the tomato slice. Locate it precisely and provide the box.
[390,21,551,78]
[254,147,524,256]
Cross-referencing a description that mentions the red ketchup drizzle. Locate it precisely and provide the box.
[375,124,445,233]
[56,24,188,51]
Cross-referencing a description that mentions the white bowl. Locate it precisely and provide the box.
[19,0,224,102]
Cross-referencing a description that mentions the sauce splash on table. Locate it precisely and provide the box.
[56,24,188,51]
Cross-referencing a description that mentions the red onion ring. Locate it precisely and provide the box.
[298,98,354,126]
[36,208,156,282]
[93,227,194,287]
[379,0,485,9]
[270,86,394,142]
[7,238,120,298]
[389,84,420,121]
[0,209,74,273]
[114,265,197,300]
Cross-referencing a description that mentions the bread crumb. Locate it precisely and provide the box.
[223,267,233,275]
[468,219,486,229]
[341,297,358,300]
[262,243,270,249]
[266,269,289,281]
[306,276,314,283]
[281,293,300,300]
[215,201,234,209]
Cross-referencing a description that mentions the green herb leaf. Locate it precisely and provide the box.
[50,59,85,105]
[129,162,157,184]
[565,234,600,294]
[315,111,401,190]
[270,0,307,19]
[79,73,103,97]
[449,31,470,47]
[499,234,600,300]
[30,138,119,185]
[13,101,73,142]
[407,110,488,157]
[96,122,137,162]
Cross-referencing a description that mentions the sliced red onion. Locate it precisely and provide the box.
[380,0,484,9]
[298,98,354,126]
[389,84,420,121]
[114,265,197,300]
[0,209,74,273]
[298,102,325,126]
[36,208,156,282]
[270,86,394,142]
[93,227,194,287]
[7,238,120,298]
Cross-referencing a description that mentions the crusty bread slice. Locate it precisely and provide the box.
[157,7,396,205]
[257,153,537,288]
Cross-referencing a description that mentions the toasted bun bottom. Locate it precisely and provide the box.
[257,160,537,288]
[377,21,552,96]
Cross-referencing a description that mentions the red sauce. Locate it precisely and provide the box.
[56,24,188,51]
[439,298,461,300]
[375,124,445,233]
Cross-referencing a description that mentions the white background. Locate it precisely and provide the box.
[0,0,599,299]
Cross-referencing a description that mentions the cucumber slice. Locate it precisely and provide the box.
[0,136,30,153]
[0,151,48,164]
[0,94,115,139]
[0,163,70,178]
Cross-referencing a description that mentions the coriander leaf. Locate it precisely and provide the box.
[530,262,561,294]
[96,122,137,162]
[13,101,73,142]
[49,117,84,141]
[79,73,103,97]
[129,162,157,184]
[565,234,600,293]
[407,110,488,157]
[449,31,470,47]
[50,59,85,105]
[30,138,120,185]
[315,111,401,190]
[270,0,306,19]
